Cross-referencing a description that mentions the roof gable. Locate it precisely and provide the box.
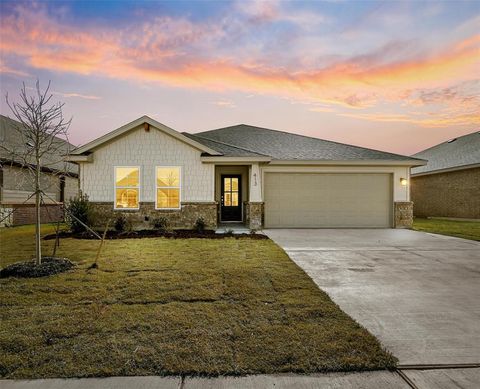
[71,116,221,156]
[0,114,78,174]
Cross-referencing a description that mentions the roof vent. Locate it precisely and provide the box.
[447,138,457,143]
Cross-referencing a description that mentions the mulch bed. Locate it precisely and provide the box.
[0,257,75,278]
[43,229,269,240]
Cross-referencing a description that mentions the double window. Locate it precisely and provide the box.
[114,166,181,210]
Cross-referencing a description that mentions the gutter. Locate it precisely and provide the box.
[411,163,480,177]
[268,159,427,167]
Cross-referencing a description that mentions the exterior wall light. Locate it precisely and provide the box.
[400,178,408,186]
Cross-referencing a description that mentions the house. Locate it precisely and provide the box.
[67,116,425,230]
[411,131,480,219]
[0,115,79,226]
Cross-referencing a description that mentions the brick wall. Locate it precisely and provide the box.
[4,204,64,225]
[411,167,480,219]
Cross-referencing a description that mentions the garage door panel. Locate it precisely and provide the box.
[264,173,392,228]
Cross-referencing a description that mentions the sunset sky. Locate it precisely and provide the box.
[0,0,479,155]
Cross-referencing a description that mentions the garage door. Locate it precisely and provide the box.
[264,173,392,228]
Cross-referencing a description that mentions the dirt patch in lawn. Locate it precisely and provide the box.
[1,225,396,379]
[43,229,269,240]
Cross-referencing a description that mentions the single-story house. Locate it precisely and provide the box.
[411,131,480,219]
[67,116,425,230]
[0,115,79,226]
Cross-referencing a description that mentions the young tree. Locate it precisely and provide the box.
[1,80,72,264]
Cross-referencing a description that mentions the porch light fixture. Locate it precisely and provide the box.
[400,178,408,186]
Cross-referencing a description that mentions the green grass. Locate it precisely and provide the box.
[413,218,480,241]
[0,224,396,379]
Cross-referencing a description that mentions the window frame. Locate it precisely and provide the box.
[155,165,182,210]
[114,166,141,210]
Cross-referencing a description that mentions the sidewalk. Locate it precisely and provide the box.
[0,371,408,389]
[2,368,479,388]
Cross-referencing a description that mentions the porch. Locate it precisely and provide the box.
[214,164,263,230]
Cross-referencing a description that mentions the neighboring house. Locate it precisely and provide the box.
[67,116,425,230]
[0,115,79,226]
[411,131,480,219]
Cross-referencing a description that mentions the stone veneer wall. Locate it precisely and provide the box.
[0,206,13,227]
[411,167,480,219]
[394,201,413,228]
[90,202,217,230]
[245,202,264,230]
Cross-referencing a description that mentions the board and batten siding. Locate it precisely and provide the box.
[80,125,215,203]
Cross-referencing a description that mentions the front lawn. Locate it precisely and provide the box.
[413,218,480,241]
[0,225,396,379]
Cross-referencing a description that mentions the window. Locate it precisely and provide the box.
[156,167,181,209]
[115,167,140,209]
[223,177,239,206]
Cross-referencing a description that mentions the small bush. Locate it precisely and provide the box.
[194,217,206,233]
[65,192,91,233]
[152,216,169,231]
[114,215,129,232]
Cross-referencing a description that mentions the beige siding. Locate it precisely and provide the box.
[64,176,79,201]
[2,165,58,194]
[79,125,214,203]
[1,165,78,203]
[264,172,393,228]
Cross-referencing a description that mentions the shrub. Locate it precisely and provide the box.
[65,192,91,233]
[114,215,129,232]
[194,217,206,233]
[152,216,169,231]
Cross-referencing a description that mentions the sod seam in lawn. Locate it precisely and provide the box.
[0,225,396,378]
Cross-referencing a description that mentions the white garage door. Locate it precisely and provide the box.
[264,173,392,228]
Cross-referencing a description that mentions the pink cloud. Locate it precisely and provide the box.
[1,2,479,127]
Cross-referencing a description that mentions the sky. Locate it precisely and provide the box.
[0,0,479,155]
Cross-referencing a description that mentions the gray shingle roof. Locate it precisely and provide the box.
[0,114,78,175]
[411,131,480,175]
[183,133,269,157]
[192,124,420,161]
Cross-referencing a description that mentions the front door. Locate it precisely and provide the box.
[221,175,242,221]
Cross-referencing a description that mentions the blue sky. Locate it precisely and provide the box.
[1,0,479,154]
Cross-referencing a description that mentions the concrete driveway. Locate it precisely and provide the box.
[264,229,480,366]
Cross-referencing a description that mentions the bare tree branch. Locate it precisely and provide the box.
[3,79,72,264]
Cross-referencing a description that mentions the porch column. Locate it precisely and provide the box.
[248,163,264,230]
[249,163,262,202]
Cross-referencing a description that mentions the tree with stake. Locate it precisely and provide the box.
[1,80,72,265]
